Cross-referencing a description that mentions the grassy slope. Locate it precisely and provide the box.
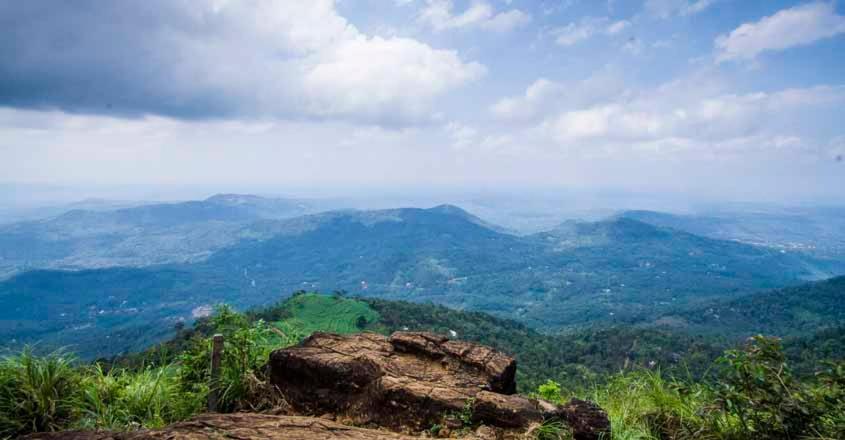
[272,293,380,336]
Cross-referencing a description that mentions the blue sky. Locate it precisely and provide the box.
[1,0,843,201]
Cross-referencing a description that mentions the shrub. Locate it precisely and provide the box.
[538,379,563,403]
[813,361,845,438]
[178,305,289,412]
[0,348,80,437]
[714,335,825,438]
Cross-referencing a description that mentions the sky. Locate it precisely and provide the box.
[1,0,844,203]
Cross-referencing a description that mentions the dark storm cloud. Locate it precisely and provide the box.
[0,1,255,118]
[0,1,484,125]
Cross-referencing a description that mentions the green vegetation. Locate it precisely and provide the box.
[0,304,279,438]
[0,348,79,434]
[661,276,845,339]
[109,292,845,392]
[0,295,359,437]
[528,419,572,440]
[0,350,203,438]
[367,297,725,390]
[270,291,380,336]
[537,336,845,439]
[0,294,844,439]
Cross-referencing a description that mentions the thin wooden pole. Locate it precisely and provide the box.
[208,334,224,412]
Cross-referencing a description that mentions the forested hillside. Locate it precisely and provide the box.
[1,205,836,359]
[657,275,845,338]
[109,292,844,391]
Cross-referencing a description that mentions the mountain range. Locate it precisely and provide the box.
[0,194,336,279]
[1,195,843,358]
[622,207,845,260]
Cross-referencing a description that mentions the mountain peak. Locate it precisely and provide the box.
[205,193,267,205]
[548,216,671,242]
[424,204,511,233]
[426,204,471,216]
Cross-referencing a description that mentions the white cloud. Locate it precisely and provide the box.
[553,21,597,46]
[212,1,485,124]
[491,78,565,120]
[491,69,628,120]
[303,36,485,122]
[542,85,845,143]
[493,69,845,162]
[686,0,715,15]
[606,19,631,34]
[419,0,531,32]
[552,17,632,46]
[445,122,479,149]
[483,9,533,31]
[541,0,578,16]
[224,1,486,124]
[645,0,715,19]
[715,2,845,63]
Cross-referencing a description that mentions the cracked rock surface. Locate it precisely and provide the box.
[269,332,609,439]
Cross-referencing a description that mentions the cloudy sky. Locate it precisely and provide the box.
[1,0,844,201]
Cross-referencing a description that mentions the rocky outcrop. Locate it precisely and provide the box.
[269,331,610,439]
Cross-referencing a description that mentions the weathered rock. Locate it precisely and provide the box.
[268,331,610,438]
[559,398,612,440]
[24,414,428,439]
[389,332,517,395]
[268,331,531,429]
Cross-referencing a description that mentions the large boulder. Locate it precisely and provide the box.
[269,331,610,439]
